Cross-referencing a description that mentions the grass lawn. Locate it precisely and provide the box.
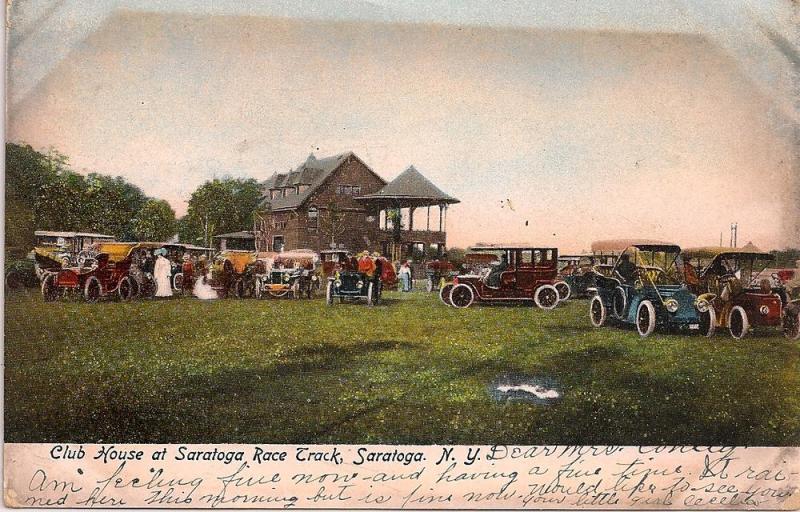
[5,288,799,445]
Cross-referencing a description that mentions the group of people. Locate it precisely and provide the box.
[148,249,216,300]
[336,251,417,292]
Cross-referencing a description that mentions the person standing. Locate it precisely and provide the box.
[399,260,411,292]
[181,254,194,295]
[154,249,173,298]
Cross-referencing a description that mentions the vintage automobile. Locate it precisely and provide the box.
[326,255,383,306]
[211,250,257,298]
[557,254,604,299]
[424,258,456,292]
[253,250,319,299]
[40,242,163,302]
[439,245,567,310]
[588,241,712,337]
[683,246,800,339]
[33,230,115,269]
[4,254,39,290]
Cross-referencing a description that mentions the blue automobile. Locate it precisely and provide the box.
[588,242,713,337]
[326,270,380,306]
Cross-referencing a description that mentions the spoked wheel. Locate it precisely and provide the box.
[612,286,627,319]
[534,284,559,310]
[41,273,59,302]
[728,305,749,339]
[636,300,656,337]
[5,271,23,291]
[699,307,716,338]
[439,283,454,306]
[172,272,184,291]
[554,281,571,301]
[118,276,134,301]
[84,277,101,303]
[450,284,474,308]
[326,281,335,306]
[589,295,607,327]
[784,307,800,340]
[426,278,434,293]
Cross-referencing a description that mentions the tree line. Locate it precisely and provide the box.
[5,143,262,255]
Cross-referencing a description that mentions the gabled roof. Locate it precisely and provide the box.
[356,166,459,204]
[260,152,385,211]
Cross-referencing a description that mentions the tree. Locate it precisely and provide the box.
[131,199,177,242]
[318,200,348,248]
[180,178,262,245]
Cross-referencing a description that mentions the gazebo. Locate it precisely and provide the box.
[356,166,459,261]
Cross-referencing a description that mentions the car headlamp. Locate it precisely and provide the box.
[759,305,770,315]
[335,280,341,288]
[695,299,710,313]
[357,280,363,289]
[312,275,318,281]
[665,298,679,313]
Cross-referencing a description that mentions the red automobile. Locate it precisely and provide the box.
[439,245,566,310]
[41,242,163,302]
[683,246,800,339]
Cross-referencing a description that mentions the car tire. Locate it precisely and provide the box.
[728,305,749,339]
[554,281,571,301]
[172,272,183,291]
[118,276,134,301]
[41,273,58,302]
[612,286,627,319]
[326,281,334,306]
[589,295,607,327]
[5,270,23,291]
[636,300,656,337]
[84,276,101,303]
[450,283,474,308]
[439,283,454,306]
[534,284,559,310]
[699,307,716,338]
[784,308,800,340]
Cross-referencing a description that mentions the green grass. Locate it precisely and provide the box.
[5,289,799,445]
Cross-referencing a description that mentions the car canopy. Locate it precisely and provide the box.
[93,242,164,263]
[590,239,672,254]
[218,250,256,273]
[683,246,774,277]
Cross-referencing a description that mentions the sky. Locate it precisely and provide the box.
[6,1,799,252]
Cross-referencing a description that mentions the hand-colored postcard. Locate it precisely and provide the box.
[4,1,799,509]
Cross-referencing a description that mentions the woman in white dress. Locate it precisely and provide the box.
[153,249,173,297]
[193,268,218,300]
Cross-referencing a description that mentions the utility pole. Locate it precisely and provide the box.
[729,222,738,248]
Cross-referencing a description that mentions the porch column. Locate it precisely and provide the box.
[438,205,443,232]
[409,207,415,231]
[427,206,430,231]
[443,205,447,232]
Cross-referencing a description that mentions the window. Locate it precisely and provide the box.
[352,185,361,195]
[336,184,360,195]
[298,184,309,194]
[521,250,533,265]
[307,207,318,230]
[273,236,284,253]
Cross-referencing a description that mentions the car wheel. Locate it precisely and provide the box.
[534,284,559,310]
[41,273,58,302]
[450,283,474,308]
[426,278,434,293]
[612,286,627,319]
[326,281,334,306]
[118,276,134,301]
[172,272,183,291]
[439,283,454,306]
[554,281,571,301]
[784,308,800,340]
[589,295,607,327]
[728,305,749,339]
[699,307,716,338]
[5,270,23,291]
[636,300,656,337]
[84,277,101,303]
